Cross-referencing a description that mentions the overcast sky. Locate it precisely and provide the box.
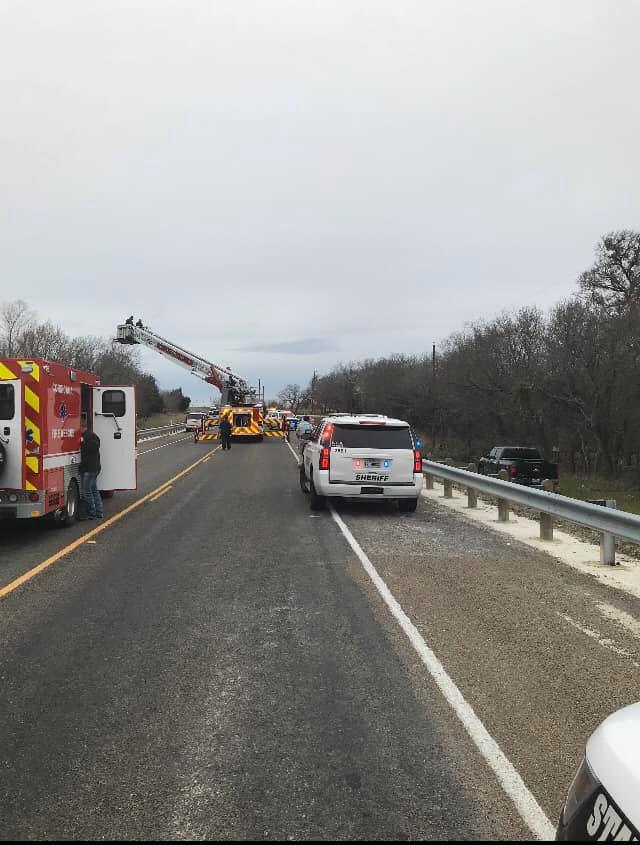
[2,1,639,403]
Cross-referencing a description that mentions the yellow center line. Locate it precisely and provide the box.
[0,446,221,601]
[150,485,173,502]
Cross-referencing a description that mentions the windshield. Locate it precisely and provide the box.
[331,424,413,450]
[501,448,541,460]
[0,384,15,420]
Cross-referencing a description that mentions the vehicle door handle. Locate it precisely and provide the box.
[114,432,122,440]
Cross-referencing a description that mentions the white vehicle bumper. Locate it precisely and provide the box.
[315,474,423,500]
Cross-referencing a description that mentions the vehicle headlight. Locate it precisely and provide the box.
[8,493,18,503]
[561,756,600,827]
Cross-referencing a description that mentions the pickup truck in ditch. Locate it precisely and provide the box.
[477,446,559,487]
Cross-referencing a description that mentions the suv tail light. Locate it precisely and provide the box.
[509,463,518,478]
[554,465,560,479]
[414,450,422,473]
[319,447,330,471]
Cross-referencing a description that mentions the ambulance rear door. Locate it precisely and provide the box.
[93,386,137,490]
[0,378,22,490]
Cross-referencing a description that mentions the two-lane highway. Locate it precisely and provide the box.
[1,434,638,839]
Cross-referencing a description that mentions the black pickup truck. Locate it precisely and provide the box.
[477,446,559,487]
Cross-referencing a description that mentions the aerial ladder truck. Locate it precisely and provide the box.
[114,321,276,442]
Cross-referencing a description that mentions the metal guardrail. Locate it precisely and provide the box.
[423,460,640,565]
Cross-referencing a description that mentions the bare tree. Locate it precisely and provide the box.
[579,230,640,314]
[277,383,303,413]
[0,300,35,356]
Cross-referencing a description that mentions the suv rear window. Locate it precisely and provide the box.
[501,448,541,460]
[331,424,413,450]
[0,384,15,420]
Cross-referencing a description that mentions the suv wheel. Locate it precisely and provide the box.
[299,464,309,493]
[398,497,418,513]
[309,472,326,511]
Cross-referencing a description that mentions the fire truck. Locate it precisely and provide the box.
[115,322,280,442]
[0,358,137,524]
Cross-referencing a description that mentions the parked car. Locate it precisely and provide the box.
[300,414,423,512]
[477,446,559,488]
[557,702,639,840]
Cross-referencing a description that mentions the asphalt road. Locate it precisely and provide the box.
[1,433,638,839]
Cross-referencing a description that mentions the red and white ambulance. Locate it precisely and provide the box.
[0,358,137,525]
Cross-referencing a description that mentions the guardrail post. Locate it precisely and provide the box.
[467,488,477,508]
[601,532,616,565]
[600,499,618,566]
[424,473,434,490]
[540,512,553,541]
[443,479,453,498]
[496,469,509,521]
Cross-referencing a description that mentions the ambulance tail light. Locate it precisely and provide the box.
[319,447,330,471]
[29,493,39,503]
[414,450,422,473]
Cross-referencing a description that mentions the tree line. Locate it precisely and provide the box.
[0,301,191,419]
[303,231,640,477]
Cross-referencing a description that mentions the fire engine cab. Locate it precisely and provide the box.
[0,358,137,525]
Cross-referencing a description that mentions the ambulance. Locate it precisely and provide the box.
[0,358,137,525]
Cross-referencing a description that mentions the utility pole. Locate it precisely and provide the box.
[311,369,317,414]
[431,343,437,456]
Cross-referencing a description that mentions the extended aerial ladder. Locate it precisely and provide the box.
[114,321,273,443]
[115,321,255,406]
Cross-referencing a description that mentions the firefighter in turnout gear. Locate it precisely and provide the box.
[219,414,232,451]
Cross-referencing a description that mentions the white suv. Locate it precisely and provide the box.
[299,414,423,512]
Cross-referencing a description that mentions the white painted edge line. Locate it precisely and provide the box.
[285,438,301,463]
[283,439,554,839]
[139,435,192,456]
[329,505,555,841]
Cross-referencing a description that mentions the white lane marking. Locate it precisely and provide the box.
[138,430,184,443]
[558,612,639,668]
[139,436,192,456]
[596,602,640,640]
[329,504,555,841]
[285,438,301,462]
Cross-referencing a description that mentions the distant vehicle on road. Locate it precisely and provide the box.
[185,412,207,432]
[557,702,639,841]
[477,446,559,488]
[300,414,423,512]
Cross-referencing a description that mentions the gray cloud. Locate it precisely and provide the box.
[1,1,639,398]
[236,338,337,355]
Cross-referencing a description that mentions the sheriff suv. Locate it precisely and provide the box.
[557,702,639,841]
[299,414,423,512]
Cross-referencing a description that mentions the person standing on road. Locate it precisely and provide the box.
[219,414,232,451]
[297,415,313,456]
[80,424,104,520]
